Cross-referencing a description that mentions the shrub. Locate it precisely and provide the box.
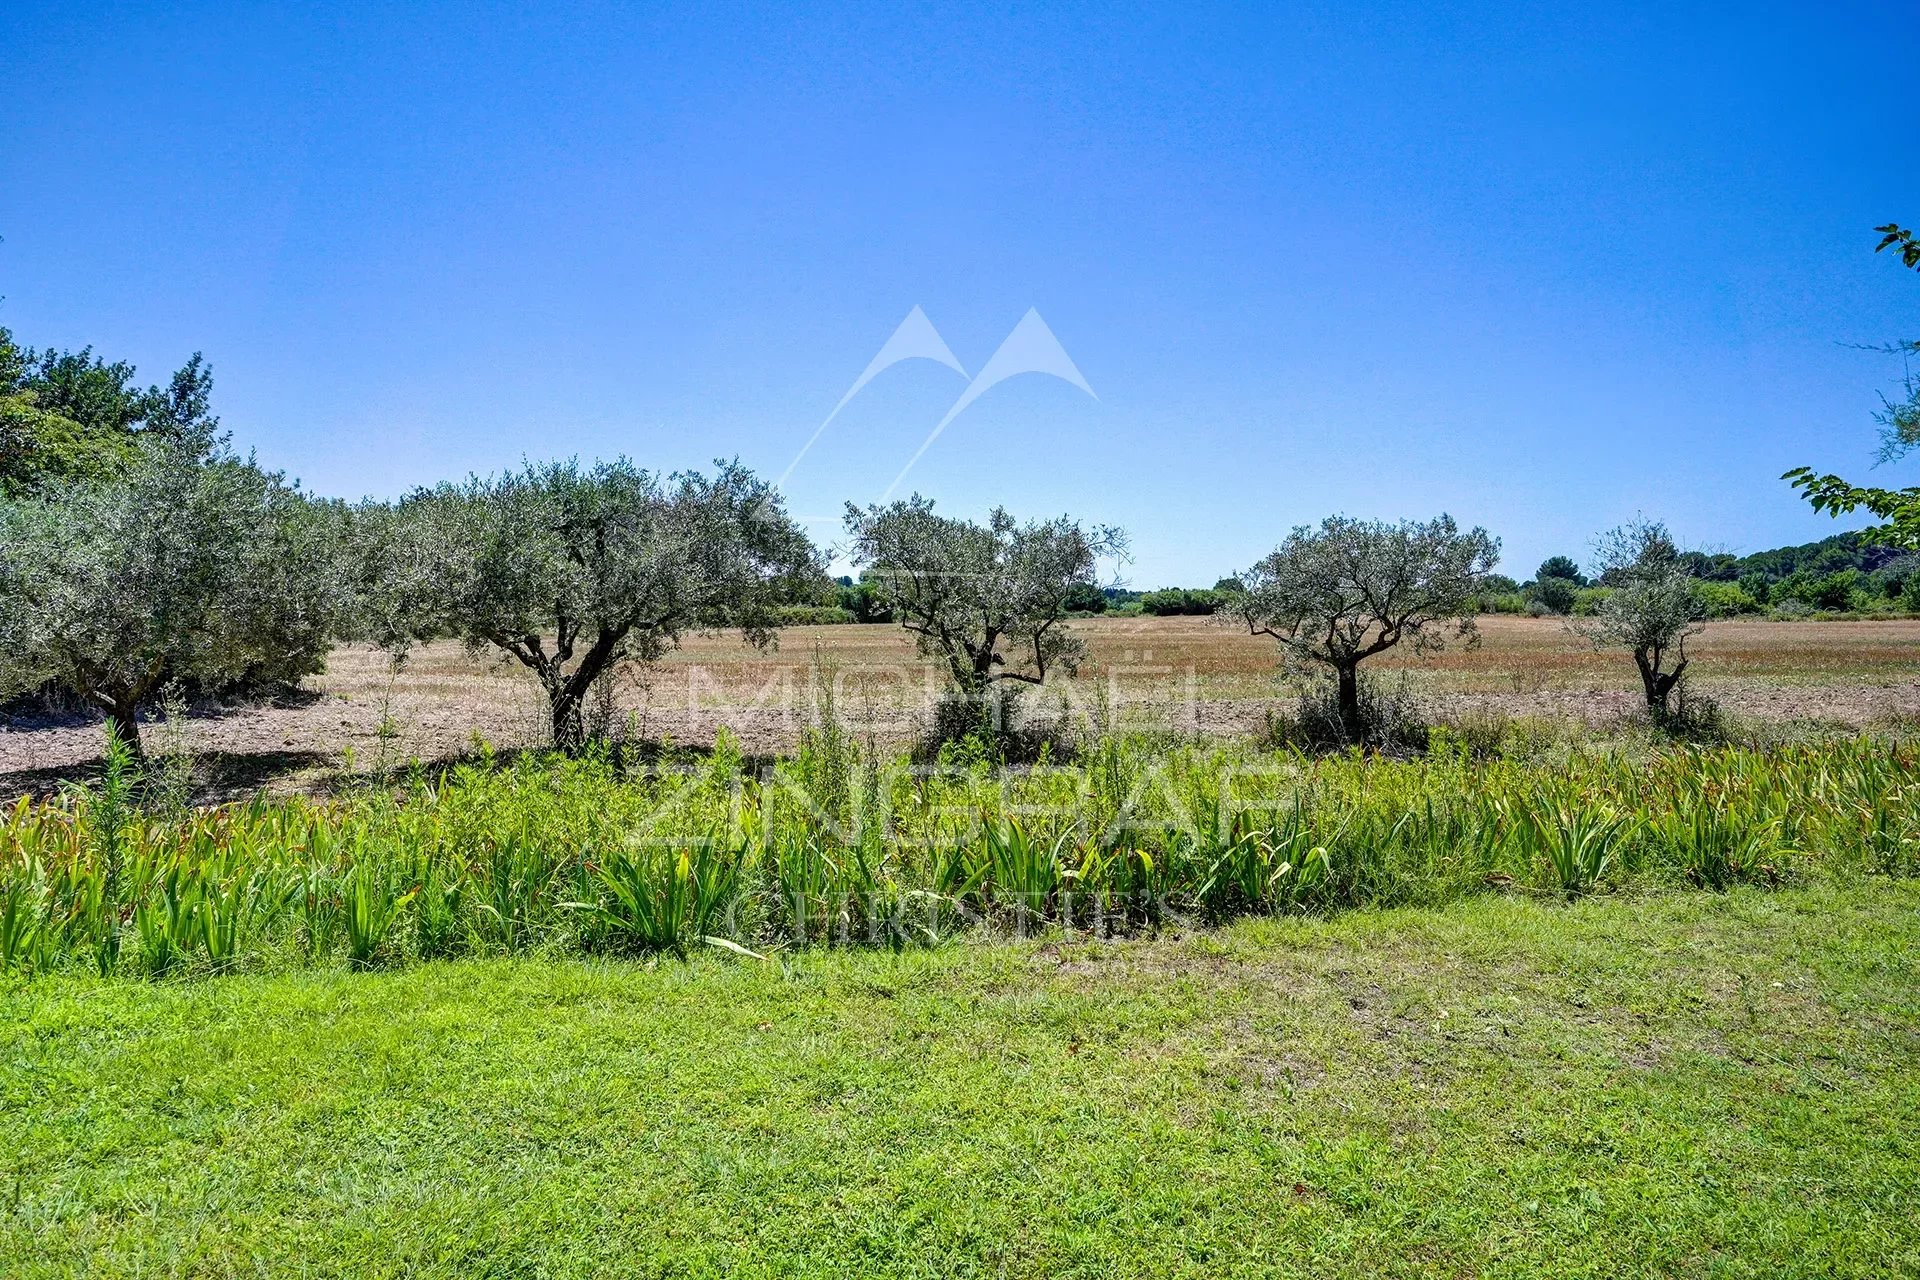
[1259,672,1428,755]
[1063,582,1109,614]
[1571,586,1611,616]
[1814,569,1863,611]
[1140,588,1218,616]
[1692,580,1764,618]
[834,576,896,623]
[1530,575,1578,615]
[1771,568,1862,611]
[1661,679,1731,744]
[917,687,1078,765]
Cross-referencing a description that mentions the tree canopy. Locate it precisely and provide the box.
[844,498,1124,706]
[1227,515,1499,734]
[0,327,218,494]
[399,457,820,751]
[0,426,348,754]
[1784,222,1920,547]
[1537,556,1585,585]
[1576,519,1703,722]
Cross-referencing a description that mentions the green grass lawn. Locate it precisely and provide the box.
[5,883,1917,1278]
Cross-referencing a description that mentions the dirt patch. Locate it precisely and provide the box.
[4,617,1917,798]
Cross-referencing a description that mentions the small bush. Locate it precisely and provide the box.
[1530,575,1578,615]
[1570,586,1610,616]
[1738,571,1774,603]
[1139,588,1218,616]
[1062,582,1108,614]
[1260,673,1427,755]
[1771,568,1863,612]
[834,578,895,623]
[1693,581,1763,618]
[916,687,1078,765]
[1656,677,1730,744]
[1424,712,1514,760]
[1813,570,1863,610]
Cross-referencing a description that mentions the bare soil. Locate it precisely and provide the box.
[4,616,1918,798]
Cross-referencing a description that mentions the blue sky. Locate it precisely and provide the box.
[3,2,1916,586]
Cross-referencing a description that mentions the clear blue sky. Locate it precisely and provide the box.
[4,2,1916,586]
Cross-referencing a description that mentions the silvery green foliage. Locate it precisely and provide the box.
[843,498,1125,695]
[1231,515,1500,668]
[1578,519,1704,718]
[338,498,457,660]
[0,427,351,752]
[402,457,821,750]
[1227,515,1499,730]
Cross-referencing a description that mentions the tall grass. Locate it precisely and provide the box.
[1,731,1915,977]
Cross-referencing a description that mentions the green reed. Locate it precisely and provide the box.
[1,732,1915,978]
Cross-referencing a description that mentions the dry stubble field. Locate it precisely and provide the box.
[2,615,1918,798]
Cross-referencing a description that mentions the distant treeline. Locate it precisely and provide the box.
[810,578,1242,623]
[1467,535,1920,620]
[799,534,1915,626]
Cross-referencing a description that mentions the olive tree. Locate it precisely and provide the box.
[1577,519,1703,722]
[1227,515,1500,737]
[0,429,349,756]
[406,457,820,751]
[843,498,1125,728]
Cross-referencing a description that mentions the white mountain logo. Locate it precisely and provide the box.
[779,306,1096,497]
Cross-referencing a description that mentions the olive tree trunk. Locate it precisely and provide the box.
[1633,649,1685,722]
[1335,662,1361,739]
[549,684,586,754]
[84,688,147,761]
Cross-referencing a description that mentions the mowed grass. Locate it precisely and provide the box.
[6,883,1917,1278]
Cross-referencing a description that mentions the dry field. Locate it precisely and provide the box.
[3,615,1919,797]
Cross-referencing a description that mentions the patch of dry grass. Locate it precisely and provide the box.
[3,616,1918,796]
